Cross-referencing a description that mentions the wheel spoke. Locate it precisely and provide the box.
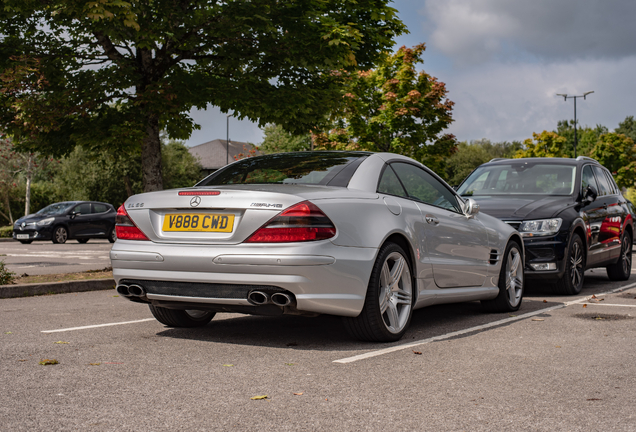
[510,253,521,275]
[394,291,411,305]
[379,291,389,314]
[380,261,391,288]
[384,301,400,330]
[388,257,405,291]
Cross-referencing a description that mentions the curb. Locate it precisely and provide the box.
[0,278,115,299]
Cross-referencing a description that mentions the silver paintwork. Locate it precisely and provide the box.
[111,152,523,317]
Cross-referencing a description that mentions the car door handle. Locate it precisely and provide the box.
[425,215,439,225]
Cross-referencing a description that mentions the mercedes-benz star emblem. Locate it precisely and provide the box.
[190,196,201,207]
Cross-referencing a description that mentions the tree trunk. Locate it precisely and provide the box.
[141,114,163,192]
[24,155,33,216]
[124,175,134,197]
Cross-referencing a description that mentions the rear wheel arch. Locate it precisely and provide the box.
[381,234,417,291]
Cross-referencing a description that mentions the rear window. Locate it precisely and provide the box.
[196,152,369,187]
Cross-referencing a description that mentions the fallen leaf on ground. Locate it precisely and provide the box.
[103,362,124,364]
[591,295,597,299]
[543,300,548,303]
[412,351,422,355]
[531,318,544,321]
[587,398,602,401]
[39,359,59,365]
[89,363,101,366]
[285,363,295,366]
[555,346,561,348]
[293,392,304,396]
[18,359,27,362]
[595,316,604,320]
[113,295,119,297]
[509,314,517,317]
[222,364,234,367]
[54,341,69,344]
[583,304,587,308]
[250,395,268,400]
[4,332,12,334]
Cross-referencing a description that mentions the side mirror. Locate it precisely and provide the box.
[583,185,597,205]
[463,198,480,217]
[69,211,79,219]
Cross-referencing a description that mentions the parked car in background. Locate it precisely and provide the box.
[457,156,633,295]
[13,201,117,244]
[111,151,524,342]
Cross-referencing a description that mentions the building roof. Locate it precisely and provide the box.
[187,139,258,170]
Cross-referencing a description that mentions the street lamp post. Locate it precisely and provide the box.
[226,114,231,165]
[556,91,594,158]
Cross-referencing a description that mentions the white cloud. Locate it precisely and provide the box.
[444,56,636,142]
[424,0,636,65]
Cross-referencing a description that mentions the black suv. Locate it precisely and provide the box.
[457,157,633,294]
[13,201,117,244]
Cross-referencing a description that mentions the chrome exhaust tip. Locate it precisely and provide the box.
[116,285,130,296]
[247,290,270,305]
[128,284,145,297]
[271,292,292,307]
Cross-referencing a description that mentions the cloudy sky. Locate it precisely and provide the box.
[185,0,636,147]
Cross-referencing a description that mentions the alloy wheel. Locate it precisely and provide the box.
[570,241,584,288]
[622,238,632,275]
[55,227,68,243]
[505,246,523,307]
[378,252,412,334]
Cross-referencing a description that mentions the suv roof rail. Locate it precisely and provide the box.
[488,158,510,163]
[576,156,599,163]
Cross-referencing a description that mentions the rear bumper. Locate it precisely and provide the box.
[110,240,377,317]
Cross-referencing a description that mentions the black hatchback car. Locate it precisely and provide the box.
[457,156,633,294]
[13,201,117,244]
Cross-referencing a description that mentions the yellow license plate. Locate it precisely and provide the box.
[162,213,235,232]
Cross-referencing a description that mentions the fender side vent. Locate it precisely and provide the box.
[489,249,500,265]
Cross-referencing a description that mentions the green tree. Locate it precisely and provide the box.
[555,120,607,157]
[258,124,311,154]
[515,131,569,158]
[444,139,522,186]
[615,116,636,143]
[314,44,457,174]
[0,1,405,192]
[589,132,636,189]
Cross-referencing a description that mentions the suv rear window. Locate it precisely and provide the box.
[196,152,369,187]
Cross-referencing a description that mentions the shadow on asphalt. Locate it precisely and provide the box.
[154,298,560,351]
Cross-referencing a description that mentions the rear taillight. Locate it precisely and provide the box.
[116,204,150,241]
[245,201,336,243]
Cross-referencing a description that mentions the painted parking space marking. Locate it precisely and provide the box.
[42,318,155,333]
[579,303,636,308]
[333,281,636,364]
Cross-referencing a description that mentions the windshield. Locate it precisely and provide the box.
[36,202,76,216]
[457,163,576,196]
[196,152,369,187]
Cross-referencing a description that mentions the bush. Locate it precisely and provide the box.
[0,260,15,285]
[0,226,12,238]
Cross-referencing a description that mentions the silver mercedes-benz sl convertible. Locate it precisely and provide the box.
[111,151,524,341]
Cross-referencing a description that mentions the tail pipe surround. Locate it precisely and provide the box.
[116,284,146,297]
[247,290,270,305]
[271,292,293,307]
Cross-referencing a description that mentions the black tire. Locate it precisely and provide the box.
[149,305,215,328]
[77,239,89,244]
[108,227,116,243]
[52,226,68,244]
[343,242,414,342]
[554,233,585,295]
[606,231,632,281]
[482,241,524,312]
[19,240,33,244]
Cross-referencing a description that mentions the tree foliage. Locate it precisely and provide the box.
[313,44,457,174]
[258,124,311,154]
[0,0,405,192]
[615,116,636,143]
[515,131,569,158]
[589,132,636,189]
[555,120,607,157]
[444,139,522,186]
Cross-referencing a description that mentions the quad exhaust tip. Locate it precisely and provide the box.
[116,284,146,297]
[247,291,269,305]
[271,293,292,307]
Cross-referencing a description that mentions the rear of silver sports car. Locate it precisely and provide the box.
[110,187,376,317]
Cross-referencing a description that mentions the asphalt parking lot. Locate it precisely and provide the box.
[1,257,635,431]
[0,240,112,275]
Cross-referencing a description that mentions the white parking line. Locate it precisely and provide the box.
[333,281,636,364]
[579,303,636,308]
[41,318,155,333]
